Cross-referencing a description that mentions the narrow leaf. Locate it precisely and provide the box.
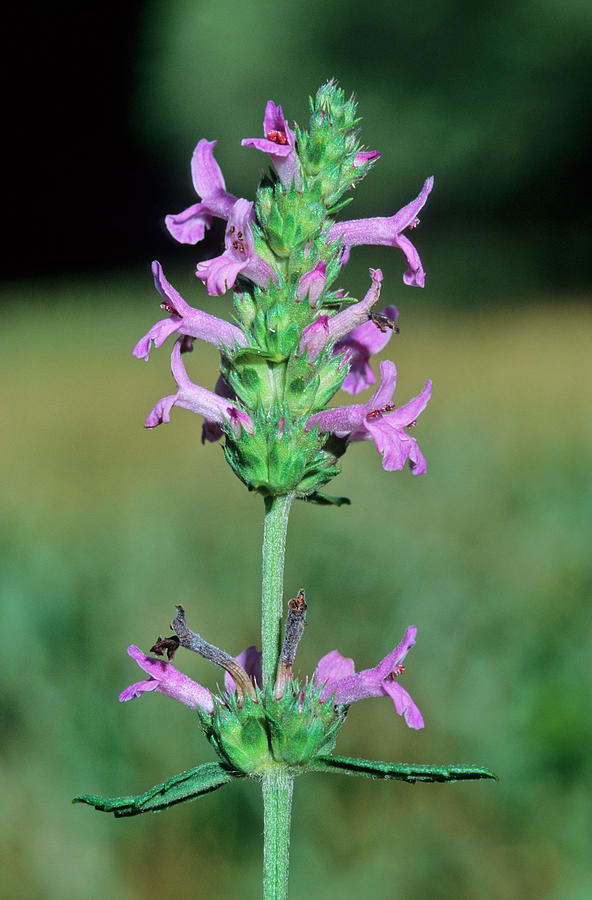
[326,196,354,216]
[73,762,236,818]
[303,492,351,506]
[310,754,497,784]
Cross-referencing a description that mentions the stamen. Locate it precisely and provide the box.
[367,402,396,421]
[407,419,417,428]
[160,301,179,316]
[408,217,420,230]
[266,130,288,145]
[390,664,405,678]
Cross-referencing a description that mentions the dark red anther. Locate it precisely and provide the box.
[266,130,288,145]
[382,403,395,413]
[367,409,382,420]
[390,664,405,678]
[408,217,420,230]
[160,301,178,315]
[407,419,417,428]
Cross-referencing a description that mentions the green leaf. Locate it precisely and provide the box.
[302,492,351,506]
[73,762,237,818]
[310,754,497,784]
[325,196,354,216]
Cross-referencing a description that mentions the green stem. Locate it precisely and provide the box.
[262,768,294,900]
[261,493,295,899]
[261,493,294,684]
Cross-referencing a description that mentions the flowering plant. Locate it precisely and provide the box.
[75,82,495,899]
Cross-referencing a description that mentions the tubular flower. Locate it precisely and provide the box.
[314,626,424,729]
[327,176,434,287]
[296,261,327,307]
[165,139,237,245]
[299,268,383,362]
[119,645,215,712]
[119,644,262,714]
[306,360,431,475]
[333,305,398,395]
[242,101,301,189]
[144,341,254,436]
[196,199,274,296]
[352,150,380,168]
[201,375,238,444]
[133,261,249,360]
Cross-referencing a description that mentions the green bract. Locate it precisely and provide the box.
[198,682,348,774]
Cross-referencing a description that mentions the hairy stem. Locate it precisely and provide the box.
[261,493,294,684]
[262,767,294,900]
[261,493,295,899]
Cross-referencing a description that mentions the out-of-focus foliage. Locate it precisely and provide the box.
[135,0,591,300]
[1,273,590,899]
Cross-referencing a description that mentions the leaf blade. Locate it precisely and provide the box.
[73,762,237,817]
[310,754,497,784]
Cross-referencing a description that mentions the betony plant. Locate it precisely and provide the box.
[74,82,495,900]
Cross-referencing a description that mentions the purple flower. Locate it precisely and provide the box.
[314,626,424,729]
[306,360,431,475]
[299,268,383,362]
[119,644,262,714]
[196,199,275,296]
[242,101,301,189]
[327,176,434,287]
[352,150,380,168]
[133,262,249,360]
[119,645,215,712]
[334,305,398,395]
[296,261,327,307]
[144,340,254,436]
[201,375,237,444]
[165,139,237,244]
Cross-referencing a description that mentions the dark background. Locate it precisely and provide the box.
[6,0,591,299]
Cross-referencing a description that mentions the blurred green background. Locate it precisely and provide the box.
[2,0,591,898]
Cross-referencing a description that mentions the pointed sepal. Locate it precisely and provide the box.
[310,754,497,784]
[73,762,236,818]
